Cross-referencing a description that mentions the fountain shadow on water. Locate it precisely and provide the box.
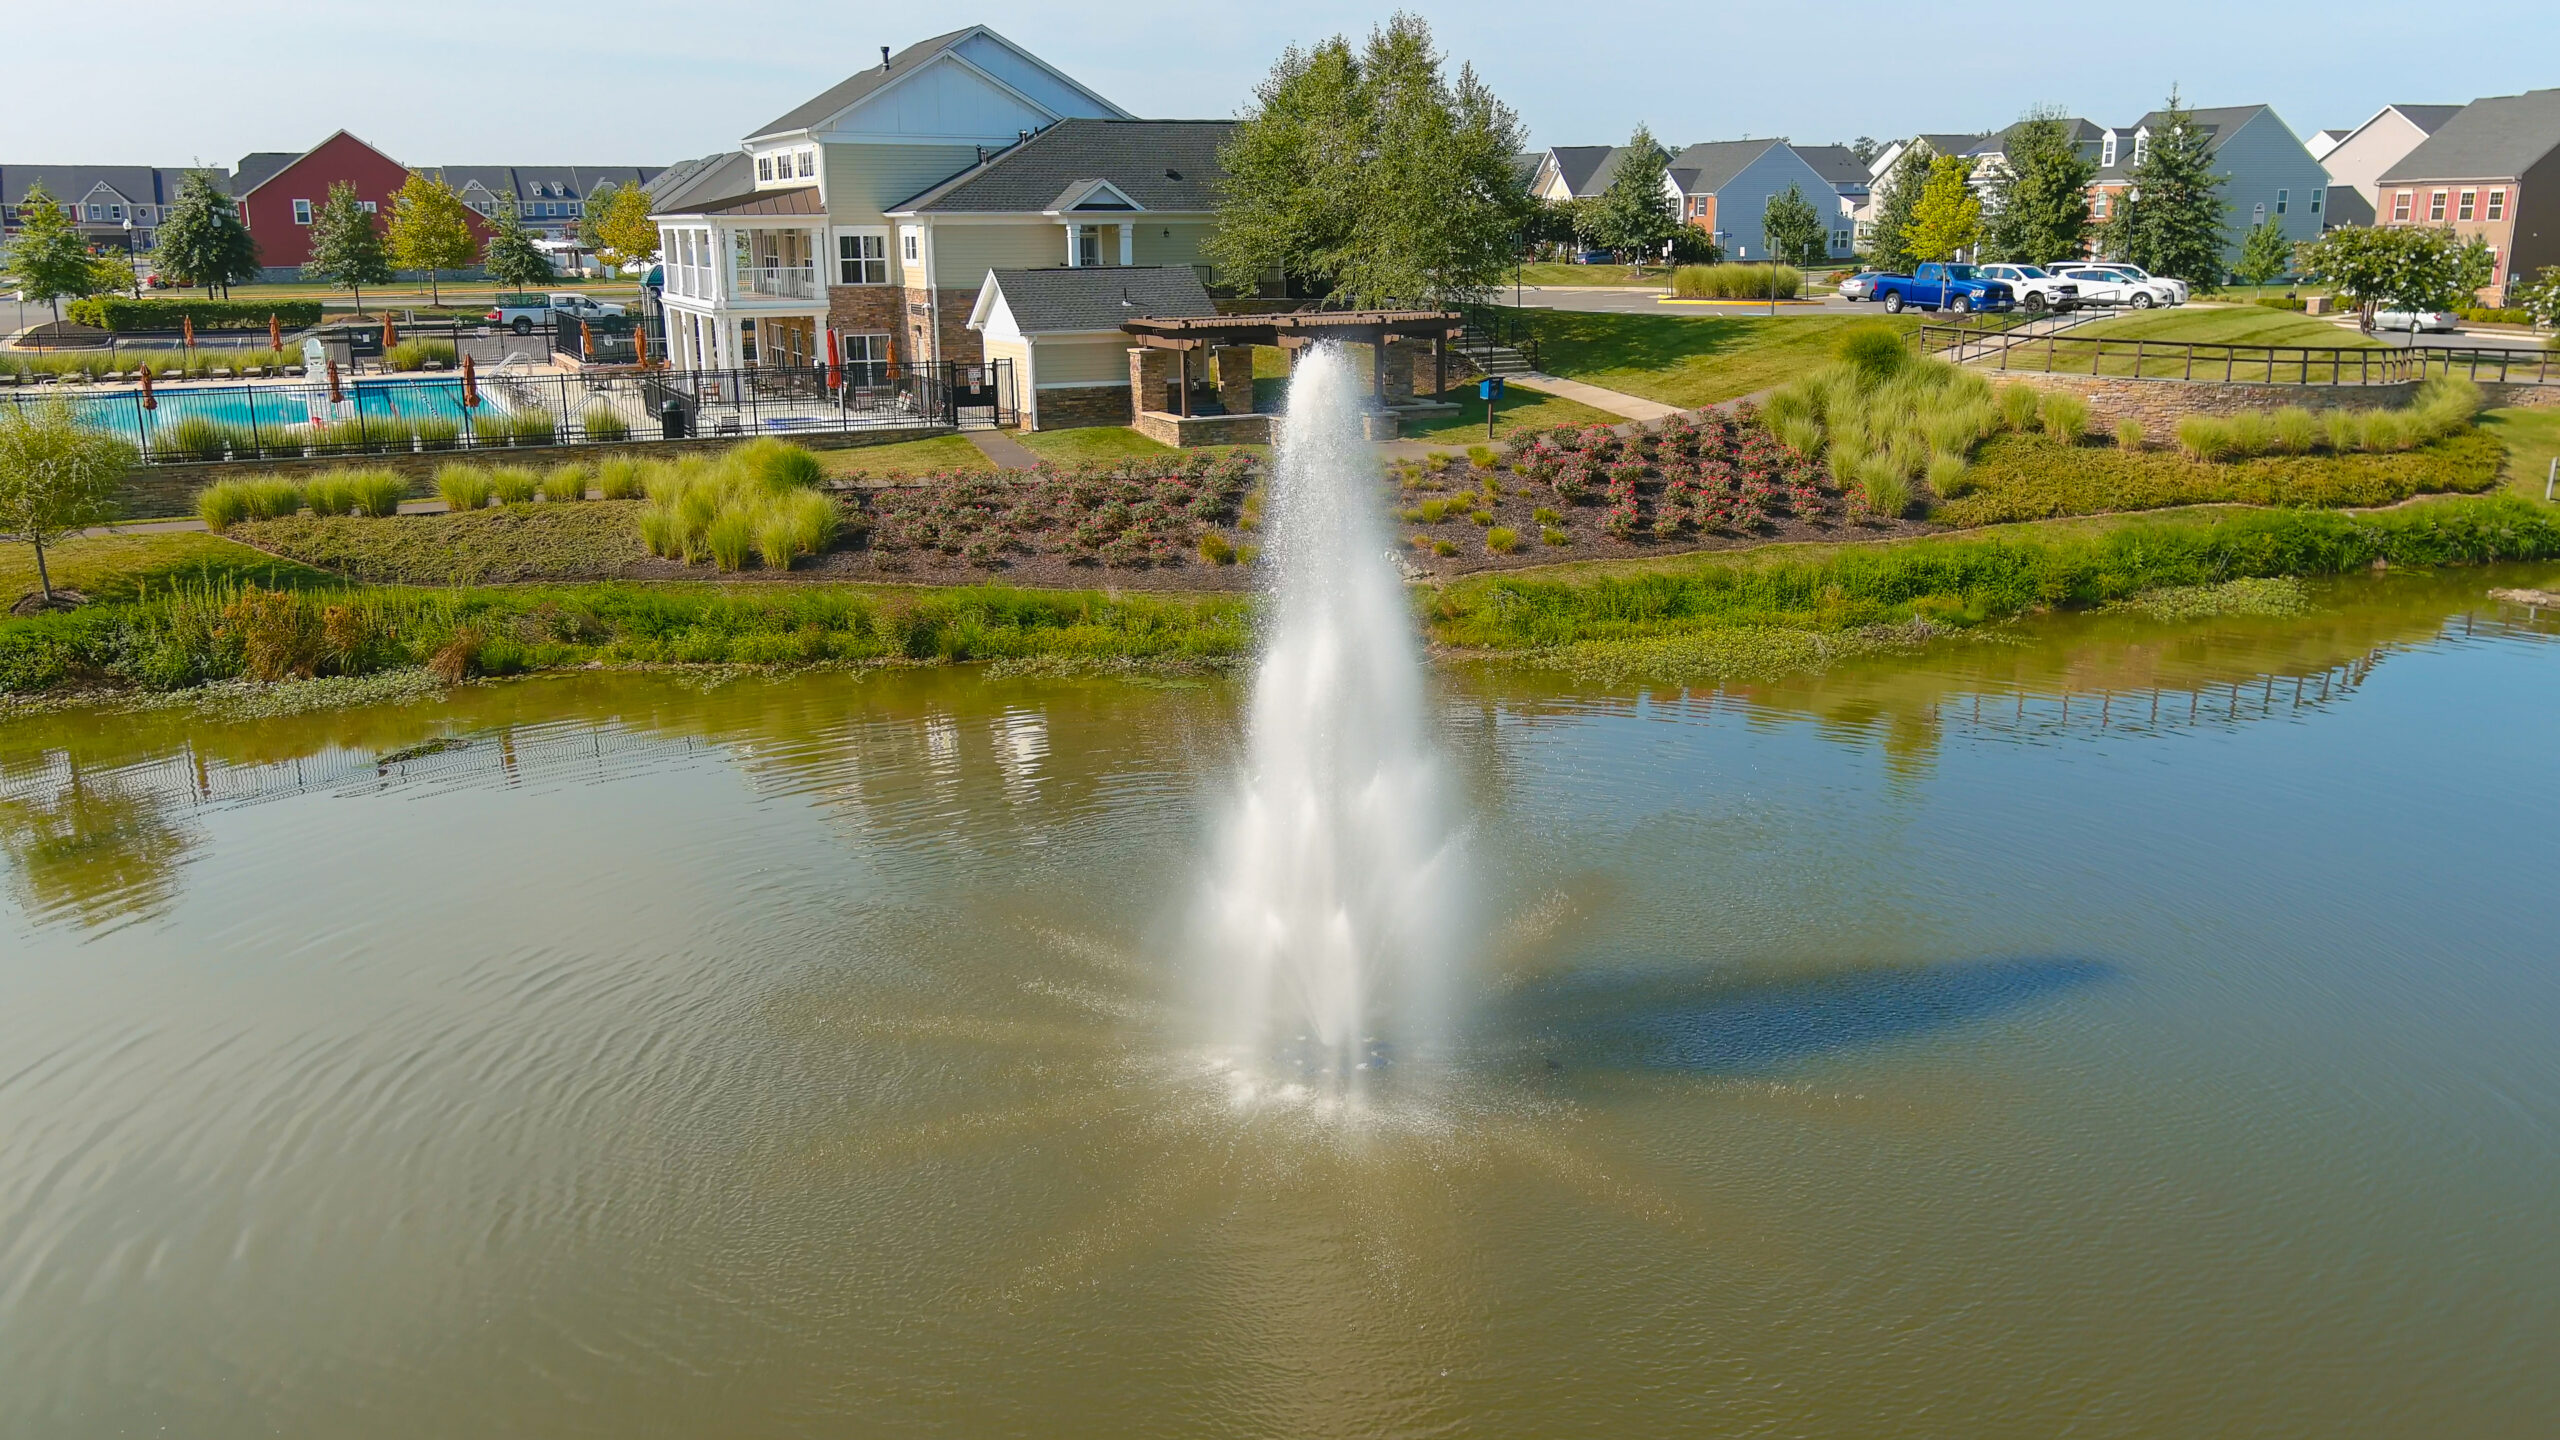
[1480,956,2113,1075]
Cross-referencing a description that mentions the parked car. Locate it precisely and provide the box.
[2048,265,2176,309]
[1975,264,2081,313]
[1867,263,2017,315]
[1835,271,1882,301]
[2372,306,2460,333]
[484,291,627,334]
[2053,261,2188,305]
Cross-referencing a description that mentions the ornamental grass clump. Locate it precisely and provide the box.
[580,404,630,442]
[486,466,539,504]
[383,339,457,371]
[1996,383,2042,431]
[304,473,357,516]
[503,407,556,446]
[2117,418,2145,451]
[635,441,840,570]
[2038,391,2089,443]
[347,469,408,517]
[1672,262,1802,299]
[160,415,243,463]
[411,416,463,451]
[196,479,255,532]
[1766,326,1988,505]
[435,463,494,511]
[2176,415,2234,461]
[539,463,588,503]
[593,456,645,500]
[2272,406,2319,455]
[1486,525,1521,554]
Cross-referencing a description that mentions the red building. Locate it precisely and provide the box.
[233,130,438,275]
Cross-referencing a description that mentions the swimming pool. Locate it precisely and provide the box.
[39,378,495,444]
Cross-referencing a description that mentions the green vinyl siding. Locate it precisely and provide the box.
[1131,220,1214,268]
[932,223,1071,290]
[1033,337,1131,386]
[821,143,980,225]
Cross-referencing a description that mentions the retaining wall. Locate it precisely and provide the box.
[1991,371,2560,430]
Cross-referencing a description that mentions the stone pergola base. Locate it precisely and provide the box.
[1132,411,1274,446]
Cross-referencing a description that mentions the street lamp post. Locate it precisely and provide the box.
[121,218,139,299]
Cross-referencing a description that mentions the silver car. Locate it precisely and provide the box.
[1835,272,1882,301]
[2373,307,2461,334]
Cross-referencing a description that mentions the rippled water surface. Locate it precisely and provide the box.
[4,568,2556,1437]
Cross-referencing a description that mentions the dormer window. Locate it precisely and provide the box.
[757,157,773,182]
[797,150,815,179]
[2101,135,2116,167]
[2133,134,2149,165]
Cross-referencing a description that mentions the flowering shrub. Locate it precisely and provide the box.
[1506,411,1843,539]
[864,450,1257,569]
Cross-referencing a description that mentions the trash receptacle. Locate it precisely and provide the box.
[660,398,688,440]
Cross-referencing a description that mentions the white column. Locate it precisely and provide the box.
[1118,223,1134,266]
[1064,223,1080,267]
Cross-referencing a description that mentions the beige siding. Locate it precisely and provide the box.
[1033,337,1132,387]
[932,223,1070,291]
[820,143,980,226]
[1130,220,1215,268]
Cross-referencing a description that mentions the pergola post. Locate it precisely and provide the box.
[1434,333,1447,400]
[1370,330,1386,402]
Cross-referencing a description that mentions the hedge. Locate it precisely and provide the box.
[63,298,326,334]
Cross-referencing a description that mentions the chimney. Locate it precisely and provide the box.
[880,46,891,71]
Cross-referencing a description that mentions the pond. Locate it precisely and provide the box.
[2,567,2554,1437]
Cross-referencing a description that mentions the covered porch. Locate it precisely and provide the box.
[1119,310,1465,443]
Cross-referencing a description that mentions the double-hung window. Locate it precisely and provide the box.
[757,157,773,182]
[293,198,312,225]
[2310,188,2323,215]
[2458,189,2476,221]
[2428,190,2447,221]
[837,230,888,285]
[2275,189,2287,215]
[2391,191,2411,222]
[2487,188,2506,221]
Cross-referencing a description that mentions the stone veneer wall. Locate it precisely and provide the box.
[895,286,984,366]
[1131,411,1273,447]
[1992,371,2560,428]
[1029,384,1132,431]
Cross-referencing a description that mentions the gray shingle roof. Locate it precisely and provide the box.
[422,165,660,203]
[0,165,227,211]
[647,152,751,215]
[892,119,1233,214]
[984,265,1215,334]
[1791,144,1870,189]
[1543,146,1621,197]
[1667,140,1779,196]
[2379,90,2560,183]
[232,152,296,193]
[750,28,976,140]
[2392,104,2464,135]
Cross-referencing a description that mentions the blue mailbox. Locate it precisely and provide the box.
[1478,376,1505,401]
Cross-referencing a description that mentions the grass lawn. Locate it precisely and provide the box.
[1014,426,1176,467]
[2479,406,2560,503]
[1512,262,1671,288]
[2070,307,2374,347]
[3,530,330,605]
[1402,385,1622,442]
[232,503,649,585]
[817,434,992,478]
[1520,309,1922,408]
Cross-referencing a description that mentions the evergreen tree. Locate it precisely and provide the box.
[1866,144,1932,273]
[1760,184,1829,267]
[2103,91,2228,288]
[1980,109,2094,264]
[387,173,476,304]
[482,200,553,293]
[153,170,260,298]
[1587,126,1677,266]
[303,182,393,313]
[2233,219,2294,288]
[1208,15,1528,306]
[3,185,99,321]
[1904,155,1982,263]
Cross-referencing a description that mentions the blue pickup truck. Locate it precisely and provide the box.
[1865,263,2016,316]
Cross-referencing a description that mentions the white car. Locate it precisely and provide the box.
[2373,307,2460,333]
[2065,262,2189,305]
[1975,264,2082,314]
[2049,265,2176,309]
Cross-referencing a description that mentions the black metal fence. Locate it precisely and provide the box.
[1,359,1016,464]
[549,310,669,367]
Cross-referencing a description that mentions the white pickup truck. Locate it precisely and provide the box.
[1975,264,2082,314]
[485,292,628,335]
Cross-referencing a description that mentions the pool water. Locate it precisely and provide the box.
[62,376,489,443]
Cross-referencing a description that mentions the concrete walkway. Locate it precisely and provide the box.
[964,429,1041,470]
[1507,372,1685,422]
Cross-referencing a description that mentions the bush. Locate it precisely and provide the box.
[487,466,539,504]
[1197,530,1236,564]
[593,456,645,500]
[1672,263,1803,300]
[1996,383,2043,432]
[2253,296,2309,312]
[2116,418,2145,450]
[1486,525,1520,554]
[581,404,631,442]
[540,464,589,502]
[2038,391,2089,443]
[435,464,493,511]
[63,297,324,333]
[1940,428,2503,525]
[304,474,357,516]
[347,470,408,517]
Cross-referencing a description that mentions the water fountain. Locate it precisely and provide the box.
[1196,346,1470,1092]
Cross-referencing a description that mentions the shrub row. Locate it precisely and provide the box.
[2171,376,2479,462]
[1672,263,1803,300]
[65,298,325,332]
[3,349,295,381]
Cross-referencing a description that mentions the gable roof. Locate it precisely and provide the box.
[890,119,1232,214]
[1790,144,1871,189]
[1,165,227,212]
[974,264,1215,334]
[647,152,752,215]
[748,25,1129,141]
[2386,104,2464,135]
[1666,140,1780,196]
[2127,105,2267,150]
[2378,91,2560,183]
[232,152,296,192]
[233,130,404,198]
[1542,145,1622,197]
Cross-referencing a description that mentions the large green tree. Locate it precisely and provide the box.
[1760,183,1829,267]
[2298,224,2494,316]
[1866,144,1932,273]
[303,182,393,313]
[1904,155,1982,263]
[1980,109,2094,264]
[581,182,661,273]
[2102,91,2228,287]
[482,199,553,292]
[1208,13,1528,306]
[387,173,477,303]
[4,184,102,321]
[153,170,260,298]
[0,399,133,604]
[1587,126,1677,265]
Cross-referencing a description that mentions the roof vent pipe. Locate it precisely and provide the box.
[881,46,891,70]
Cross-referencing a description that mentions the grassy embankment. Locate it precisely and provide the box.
[1511,262,1673,287]
[1514,310,1927,408]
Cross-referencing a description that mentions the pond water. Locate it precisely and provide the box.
[3,568,2555,1437]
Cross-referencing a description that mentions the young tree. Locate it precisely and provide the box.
[2102,90,2228,287]
[0,399,133,605]
[2512,265,2560,327]
[583,182,661,273]
[1209,15,1528,306]
[1980,109,2093,264]
[2297,224,2493,318]
[387,173,476,304]
[1760,183,1829,267]
[1587,126,1677,267]
[303,182,393,314]
[1866,144,1933,273]
[154,170,260,298]
[2233,219,2294,289]
[4,185,100,322]
[482,199,553,293]
[1903,155,1982,263]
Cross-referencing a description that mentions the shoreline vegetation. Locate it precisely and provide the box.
[6,495,2556,706]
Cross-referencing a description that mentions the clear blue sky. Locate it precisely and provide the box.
[13,1,2555,168]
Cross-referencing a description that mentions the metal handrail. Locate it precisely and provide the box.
[1914,324,2557,386]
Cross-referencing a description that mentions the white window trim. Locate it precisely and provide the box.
[834,225,891,285]
[293,198,312,225]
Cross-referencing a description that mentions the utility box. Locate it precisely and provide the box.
[2304,294,2334,315]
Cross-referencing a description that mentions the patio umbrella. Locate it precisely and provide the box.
[326,357,342,407]
[268,314,282,351]
[181,314,195,350]
[825,328,841,390]
[634,325,651,369]
[460,353,479,409]
[383,316,397,350]
[580,320,594,361]
[138,361,155,411]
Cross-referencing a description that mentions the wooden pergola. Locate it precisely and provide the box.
[1120,310,1464,416]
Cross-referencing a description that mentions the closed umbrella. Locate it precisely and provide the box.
[326,356,343,407]
[139,360,156,410]
[825,328,841,390]
[383,316,397,350]
[461,352,479,410]
[181,314,195,350]
[268,314,281,352]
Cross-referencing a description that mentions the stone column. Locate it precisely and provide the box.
[1380,338,1421,405]
[1128,346,1175,416]
[1212,346,1255,415]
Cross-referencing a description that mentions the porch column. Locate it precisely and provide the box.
[1064,224,1080,267]
[1118,223,1134,266]
[723,316,743,371]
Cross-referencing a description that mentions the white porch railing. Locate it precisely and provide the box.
[736,265,818,299]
